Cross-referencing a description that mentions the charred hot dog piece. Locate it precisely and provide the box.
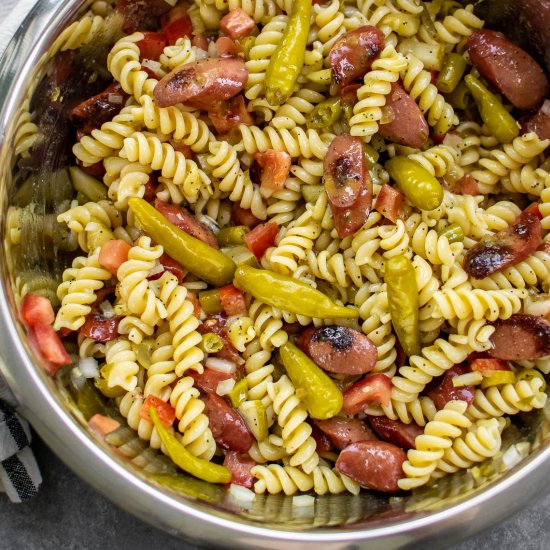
[378,82,429,149]
[468,29,548,110]
[367,416,422,450]
[298,325,377,376]
[328,26,385,89]
[488,314,550,361]
[153,57,248,110]
[202,391,253,453]
[154,199,219,249]
[522,100,550,141]
[464,205,542,279]
[323,135,373,238]
[336,441,406,493]
[315,417,377,450]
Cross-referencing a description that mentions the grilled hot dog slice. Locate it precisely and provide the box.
[468,29,548,110]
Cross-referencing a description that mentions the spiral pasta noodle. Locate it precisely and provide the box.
[54,250,112,331]
[103,337,141,392]
[398,400,471,490]
[267,375,319,473]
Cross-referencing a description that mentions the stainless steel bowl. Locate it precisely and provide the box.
[1,1,550,547]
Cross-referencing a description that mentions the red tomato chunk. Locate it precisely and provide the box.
[220,9,255,40]
[139,395,176,428]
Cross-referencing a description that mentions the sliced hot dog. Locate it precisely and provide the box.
[154,199,219,249]
[522,100,550,141]
[328,26,385,89]
[202,391,253,453]
[425,364,475,410]
[367,416,422,450]
[335,441,406,493]
[378,82,429,149]
[468,29,548,110]
[464,205,542,279]
[315,417,377,450]
[488,314,550,361]
[309,422,334,453]
[298,325,377,376]
[154,57,248,110]
[324,135,372,238]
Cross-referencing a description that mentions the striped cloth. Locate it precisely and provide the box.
[0,377,42,502]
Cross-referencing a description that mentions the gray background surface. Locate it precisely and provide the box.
[1,1,550,549]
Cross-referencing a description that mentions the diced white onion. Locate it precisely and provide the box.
[502,445,521,470]
[70,367,86,390]
[292,495,315,507]
[99,300,115,319]
[216,378,236,396]
[148,263,165,277]
[208,41,219,58]
[197,214,220,235]
[228,483,256,502]
[525,297,550,318]
[79,357,100,379]
[107,93,123,104]
[142,59,162,75]
[193,47,208,60]
[164,0,177,6]
[452,372,483,387]
[205,357,237,374]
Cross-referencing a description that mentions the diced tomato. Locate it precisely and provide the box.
[80,315,122,342]
[223,451,255,488]
[452,174,479,196]
[374,184,405,223]
[30,323,72,371]
[137,32,168,61]
[190,367,236,393]
[139,395,176,428]
[244,221,279,259]
[142,175,159,203]
[254,149,291,191]
[161,4,193,45]
[231,202,262,228]
[99,239,132,275]
[192,34,209,51]
[215,36,243,57]
[186,292,201,317]
[470,357,511,373]
[426,364,475,410]
[148,252,187,284]
[20,293,55,328]
[208,94,253,136]
[219,285,247,316]
[154,199,219,249]
[203,391,253,452]
[88,414,120,437]
[342,374,392,415]
[220,8,255,40]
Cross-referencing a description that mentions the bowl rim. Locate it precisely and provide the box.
[1,1,550,547]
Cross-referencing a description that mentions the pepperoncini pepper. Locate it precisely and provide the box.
[149,408,231,484]
[264,0,312,105]
[128,198,235,286]
[386,157,443,211]
[385,255,421,357]
[279,342,343,420]
[437,223,465,244]
[233,265,358,319]
[464,74,519,144]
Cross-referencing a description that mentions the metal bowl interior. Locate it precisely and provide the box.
[1,1,550,548]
